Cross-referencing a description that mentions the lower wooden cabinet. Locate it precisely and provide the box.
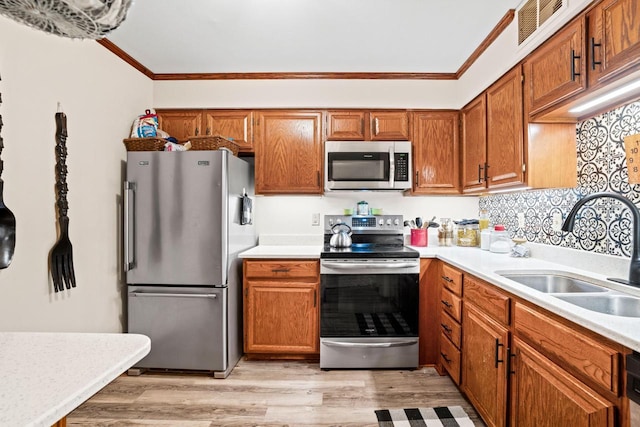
[462,299,509,427]
[510,337,615,427]
[243,259,319,355]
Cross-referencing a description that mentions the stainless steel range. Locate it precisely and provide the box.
[320,214,420,369]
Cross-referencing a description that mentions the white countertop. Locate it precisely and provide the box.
[0,332,150,427]
[239,243,640,352]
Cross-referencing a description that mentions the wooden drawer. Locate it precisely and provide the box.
[514,302,620,396]
[440,311,462,350]
[440,288,462,323]
[440,332,461,385]
[441,264,463,296]
[244,260,319,279]
[464,275,510,325]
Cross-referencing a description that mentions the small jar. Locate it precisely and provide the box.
[457,224,479,247]
[490,224,511,253]
[356,201,369,216]
[480,228,492,250]
[438,218,453,247]
[479,209,490,231]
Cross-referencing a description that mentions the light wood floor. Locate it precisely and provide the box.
[67,359,485,426]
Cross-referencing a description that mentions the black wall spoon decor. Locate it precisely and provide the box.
[0,74,17,269]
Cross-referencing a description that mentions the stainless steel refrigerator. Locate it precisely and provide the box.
[124,149,256,378]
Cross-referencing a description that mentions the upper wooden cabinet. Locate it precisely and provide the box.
[254,111,323,195]
[525,16,587,117]
[325,111,366,140]
[156,109,203,140]
[587,0,640,89]
[203,110,253,152]
[370,111,410,140]
[411,111,460,194]
[525,0,640,120]
[156,109,254,153]
[462,66,524,192]
[325,110,409,141]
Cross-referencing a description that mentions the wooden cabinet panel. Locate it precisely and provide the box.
[254,111,323,194]
[588,0,640,88]
[411,111,460,194]
[440,288,462,322]
[462,303,509,427]
[369,111,409,140]
[244,260,318,279]
[486,66,524,189]
[461,94,487,192]
[510,338,615,427]
[326,111,366,140]
[464,276,510,326]
[441,263,463,296]
[440,311,462,350]
[514,302,620,396]
[156,109,203,140]
[244,282,318,353]
[203,110,253,152]
[440,332,461,385]
[525,17,587,116]
[419,259,441,366]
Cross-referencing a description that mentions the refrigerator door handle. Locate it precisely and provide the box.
[130,292,218,299]
[123,181,135,272]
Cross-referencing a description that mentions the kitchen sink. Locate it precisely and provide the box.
[499,273,608,293]
[554,294,640,318]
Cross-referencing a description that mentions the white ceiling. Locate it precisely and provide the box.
[106,0,524,75]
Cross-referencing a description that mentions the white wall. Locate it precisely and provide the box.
[0,16,153,332]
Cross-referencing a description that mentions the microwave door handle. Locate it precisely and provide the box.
[389,147,395,188]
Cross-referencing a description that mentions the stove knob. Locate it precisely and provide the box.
[386,219,392,226]
[394,219,400,226]
[378,219,384,226]
[328,218,334,226]
[336,219,342,224]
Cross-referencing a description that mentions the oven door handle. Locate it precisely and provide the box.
[322,339,418,348]
[321,261,417,269]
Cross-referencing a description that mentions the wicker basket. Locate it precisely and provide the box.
[187,135,240,155]
[123,137,166,151]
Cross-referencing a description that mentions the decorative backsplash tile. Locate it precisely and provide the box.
[479,100,640,258]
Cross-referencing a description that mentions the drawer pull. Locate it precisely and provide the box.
[571,49,581,81]
[441,299,452,308]
[495,338,504,368]
[441,352,451,363]
[441,275,453,283]
[271,268,291,273]
[441,323,452,334]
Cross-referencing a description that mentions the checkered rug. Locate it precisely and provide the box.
[375,406,475,426]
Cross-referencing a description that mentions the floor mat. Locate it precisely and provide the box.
[375,406,475,427]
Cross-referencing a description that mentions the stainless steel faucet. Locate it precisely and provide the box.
[562,192,640,287]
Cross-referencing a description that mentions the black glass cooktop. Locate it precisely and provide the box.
[321,243,419,259]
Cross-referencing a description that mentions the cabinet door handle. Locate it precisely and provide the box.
[271,268,290,273]
[571,49,581,81]
[495,338,504,368]
[415,171,419,186]
[478,164,484,183]
[441,323,452,334]
[441,299,452,308]
[440,352,451,363]
[206,127,211,135]
[441,275,453,283]
[317,171,321,187]
[507,348,516,375]
[313,292,317,307]
[484,162,490,182]
[195,127,199,136]
[590,38,602,70]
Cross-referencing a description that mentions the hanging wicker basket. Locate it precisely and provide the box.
[122,138,166,152]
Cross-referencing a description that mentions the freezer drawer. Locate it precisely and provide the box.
[128,286,227,371]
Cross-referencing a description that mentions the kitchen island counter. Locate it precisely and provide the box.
[0,332,150,427]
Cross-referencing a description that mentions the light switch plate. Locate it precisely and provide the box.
[517,212,525,228]
[312,213,320,226]
[552,212,563,232]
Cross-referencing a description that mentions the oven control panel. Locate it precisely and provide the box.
[324,214,404,233]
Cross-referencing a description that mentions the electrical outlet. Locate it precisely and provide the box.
[312,213,320,226]
[552,212,563,232]
[517,212,525,228]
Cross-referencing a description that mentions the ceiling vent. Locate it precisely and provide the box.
[518,0,565,45]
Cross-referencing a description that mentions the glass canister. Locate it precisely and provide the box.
[357,200,369,216]
[457,223,479,247]
[438,218,453,246]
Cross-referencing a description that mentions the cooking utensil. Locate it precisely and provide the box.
[415,217,423,228]
[49,110,76,292]
[0,78,16,269]
[329,223,352,248]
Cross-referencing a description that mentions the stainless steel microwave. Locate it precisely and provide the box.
[324,140,412,191]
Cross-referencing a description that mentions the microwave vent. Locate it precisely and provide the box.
[518,0,564,45]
